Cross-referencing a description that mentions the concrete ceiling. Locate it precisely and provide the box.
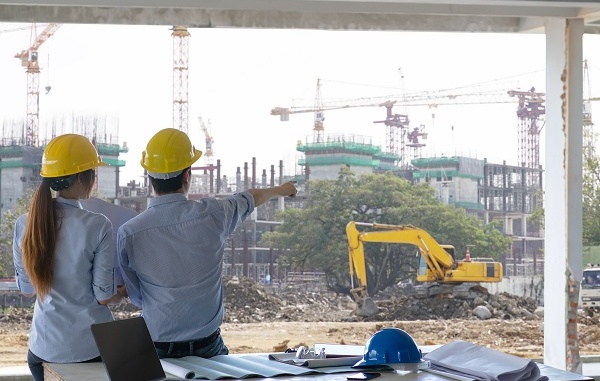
[1,1,600,33]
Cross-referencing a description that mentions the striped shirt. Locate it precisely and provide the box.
[13,197,115,362]
[117,192,254,342]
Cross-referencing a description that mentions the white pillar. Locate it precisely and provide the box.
[544,17,583,372]
[505,215,513,235]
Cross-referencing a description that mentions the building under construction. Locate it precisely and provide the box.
[296,133,401,181]
[295,137,545,276]
[272,78,550,277]
[0,116,128,217]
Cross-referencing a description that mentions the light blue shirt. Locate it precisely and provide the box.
[80,197,138,285]
[13,197,115,362]
[117,192,254,342]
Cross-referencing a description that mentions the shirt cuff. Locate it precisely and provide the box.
[93,283,115,301]
[17,279,34,295]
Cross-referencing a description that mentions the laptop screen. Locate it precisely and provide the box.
[91,317,167,381]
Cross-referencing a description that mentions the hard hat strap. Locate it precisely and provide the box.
[49,175,77,191]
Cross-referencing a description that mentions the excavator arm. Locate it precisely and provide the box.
[346,221,503,316]
[347,221,455,289]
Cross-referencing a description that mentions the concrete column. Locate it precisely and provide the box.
[505,216,513,235]
[544,17,583,372]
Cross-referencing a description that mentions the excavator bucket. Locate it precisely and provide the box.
[355,297,379,317]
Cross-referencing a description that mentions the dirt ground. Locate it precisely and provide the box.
[0,318,553,368]
[2,276,600,368]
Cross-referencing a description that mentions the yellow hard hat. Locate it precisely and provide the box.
[41,134,108,178]
[141,128,202,179]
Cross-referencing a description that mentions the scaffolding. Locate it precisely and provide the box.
[478,160,543,215]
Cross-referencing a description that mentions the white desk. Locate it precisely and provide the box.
[43,362,593,381]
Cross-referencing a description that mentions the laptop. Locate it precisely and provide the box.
[91,317,181,381]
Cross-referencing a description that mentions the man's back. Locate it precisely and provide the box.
[117,192,254,343]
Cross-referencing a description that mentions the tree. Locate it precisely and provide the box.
[0,191,33,277]
[527,134,600,246]
[583,152,600,246]
[261,168,511,296]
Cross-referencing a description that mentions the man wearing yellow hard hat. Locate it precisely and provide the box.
[117,128,297,359]
[13,134,124,381]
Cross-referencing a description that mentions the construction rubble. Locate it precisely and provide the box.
[5,276,600,361]
[1,276,541,324]
[217,276,541,323]
[88,275,569,323]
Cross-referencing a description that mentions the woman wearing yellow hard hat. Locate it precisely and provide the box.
[13,134,123,381]
[118,127,297,359]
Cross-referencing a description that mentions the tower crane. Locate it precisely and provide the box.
[14,23,61,147]
[172,25,190,134]
[199,116,214,165]
[273,84,543,169]
[507,87,546,171]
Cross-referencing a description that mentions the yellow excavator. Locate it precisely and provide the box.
[346,221,503,317]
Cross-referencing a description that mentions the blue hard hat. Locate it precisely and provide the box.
[354,327,423,367]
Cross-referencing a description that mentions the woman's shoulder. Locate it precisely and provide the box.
[75,208,113,228]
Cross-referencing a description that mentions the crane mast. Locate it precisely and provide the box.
[313,79,325,143]
[172,25,190,134]
[14,23,61,147]
[373,100,409,167]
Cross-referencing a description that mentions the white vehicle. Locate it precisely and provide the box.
[581,265,600,315]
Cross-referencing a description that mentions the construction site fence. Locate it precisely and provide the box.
[503,259,544,277]
[0,291,35,310]
[221,264,327,293]
[283,271,327,292]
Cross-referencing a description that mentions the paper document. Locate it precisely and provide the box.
[162,354,367,379]
[424,340,541,381]
[268,352,363,368]
[160,360,195,379]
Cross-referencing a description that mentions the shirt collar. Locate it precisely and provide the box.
[56,197,82,209]
[148,193,188,208]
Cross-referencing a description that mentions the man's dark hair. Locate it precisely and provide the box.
[149,167,189,194]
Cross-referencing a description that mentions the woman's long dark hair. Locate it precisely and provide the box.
[21,169,95,300]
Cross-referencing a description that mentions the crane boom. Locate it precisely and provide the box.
[1,24,49,34]
[15,23,61,63]
[271,90,518,120]
[273,79,547,170]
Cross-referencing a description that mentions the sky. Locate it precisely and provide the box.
[1,23,600,186]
